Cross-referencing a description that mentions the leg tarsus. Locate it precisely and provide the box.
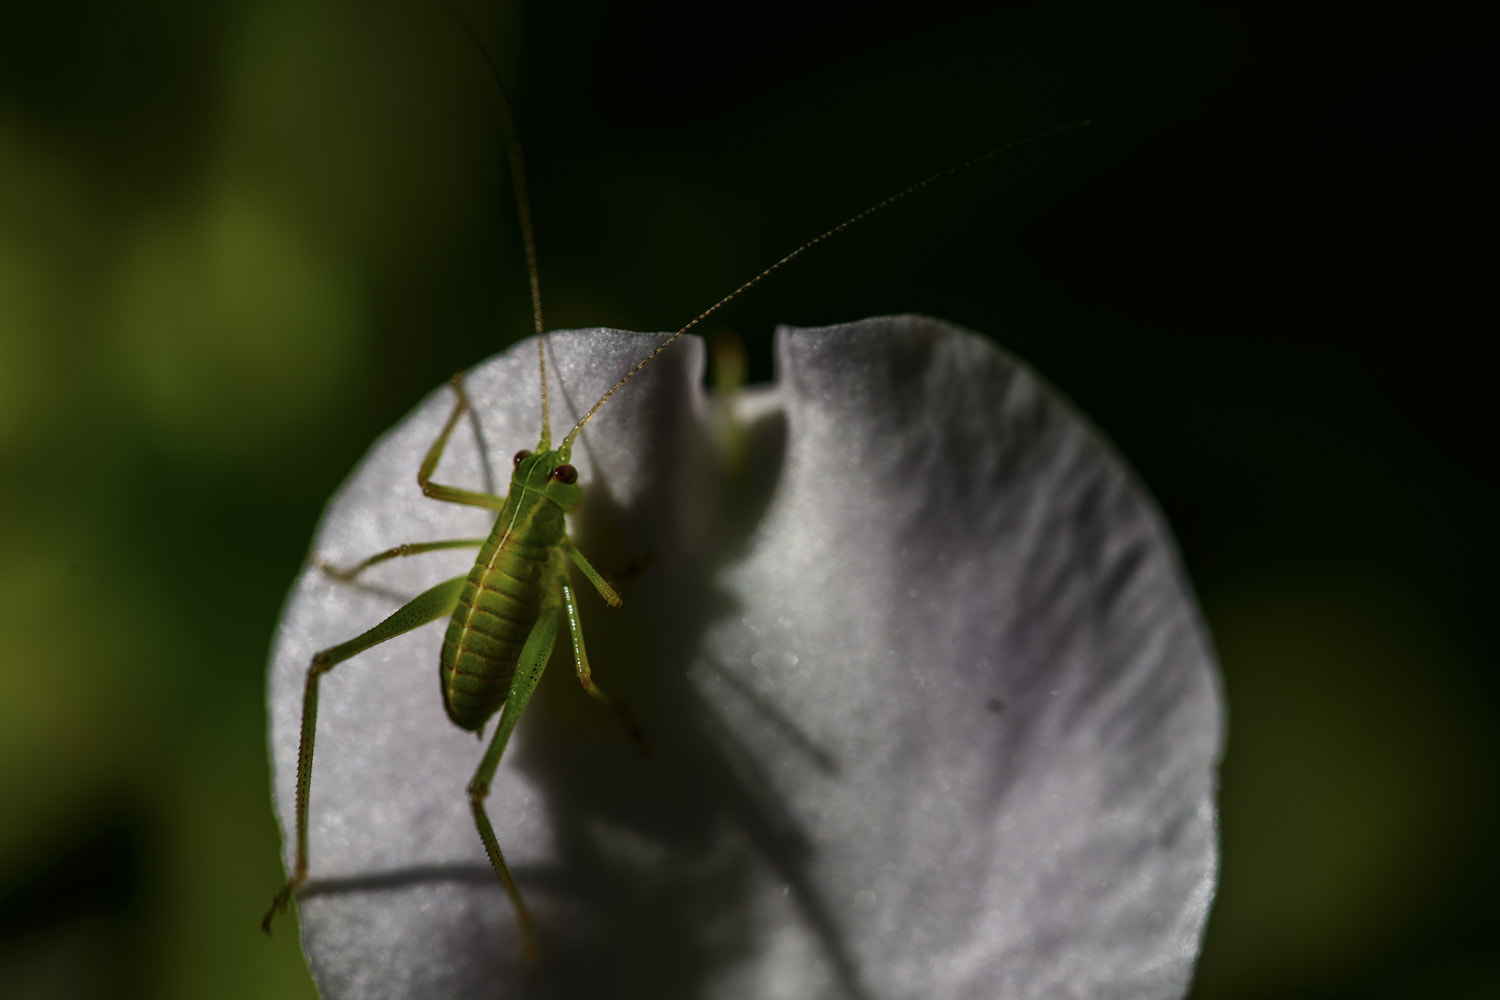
[261,874,303,935]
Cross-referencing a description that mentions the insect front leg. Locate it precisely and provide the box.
[262,574,468,934]
[467,602,562,969]
[419,373,509,510]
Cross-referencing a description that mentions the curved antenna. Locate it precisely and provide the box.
[561,100,1195,450]
[437,0,551,447]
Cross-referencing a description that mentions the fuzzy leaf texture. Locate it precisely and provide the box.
[267,316,1223,999]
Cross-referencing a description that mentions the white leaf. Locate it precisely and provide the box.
[268,315,1223,999]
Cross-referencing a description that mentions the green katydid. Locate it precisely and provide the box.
[258,23,1191,964]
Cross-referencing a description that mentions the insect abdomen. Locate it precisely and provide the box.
[440,535,551,732]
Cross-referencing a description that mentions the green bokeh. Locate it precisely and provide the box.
[1,2,1492,998]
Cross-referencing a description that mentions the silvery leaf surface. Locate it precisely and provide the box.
[267,315,1223,999]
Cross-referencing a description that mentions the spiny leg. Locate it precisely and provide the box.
[562,582,646,752]
[262,574,468,933]
[420,373,509,510]
[316,538,485,583]
[468,604,561,969]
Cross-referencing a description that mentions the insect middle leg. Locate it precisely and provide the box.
[262,574,469,933]
[561,582,645,750]
[316,538,485,582]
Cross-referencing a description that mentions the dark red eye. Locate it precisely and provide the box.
[513,450,531,468]
[550,463,577,485]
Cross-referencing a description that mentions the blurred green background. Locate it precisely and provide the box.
[1,1,1492,997]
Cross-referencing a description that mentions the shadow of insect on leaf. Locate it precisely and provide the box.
[509,395,872,998]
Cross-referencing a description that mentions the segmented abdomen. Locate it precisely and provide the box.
[440,537,549,732]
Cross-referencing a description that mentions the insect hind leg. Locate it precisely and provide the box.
[262,574,468,935]
[467,606,561,970]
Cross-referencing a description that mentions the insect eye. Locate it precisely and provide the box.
[550,463,577,485]
[513,450,531,468]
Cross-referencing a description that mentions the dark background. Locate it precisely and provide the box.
[0,1,1492,997]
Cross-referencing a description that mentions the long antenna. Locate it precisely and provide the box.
[561,101,1190,448]
[437,0,551,447]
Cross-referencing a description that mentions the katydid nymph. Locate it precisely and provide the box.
[259,25,1197,968]
[260,348,639,966]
